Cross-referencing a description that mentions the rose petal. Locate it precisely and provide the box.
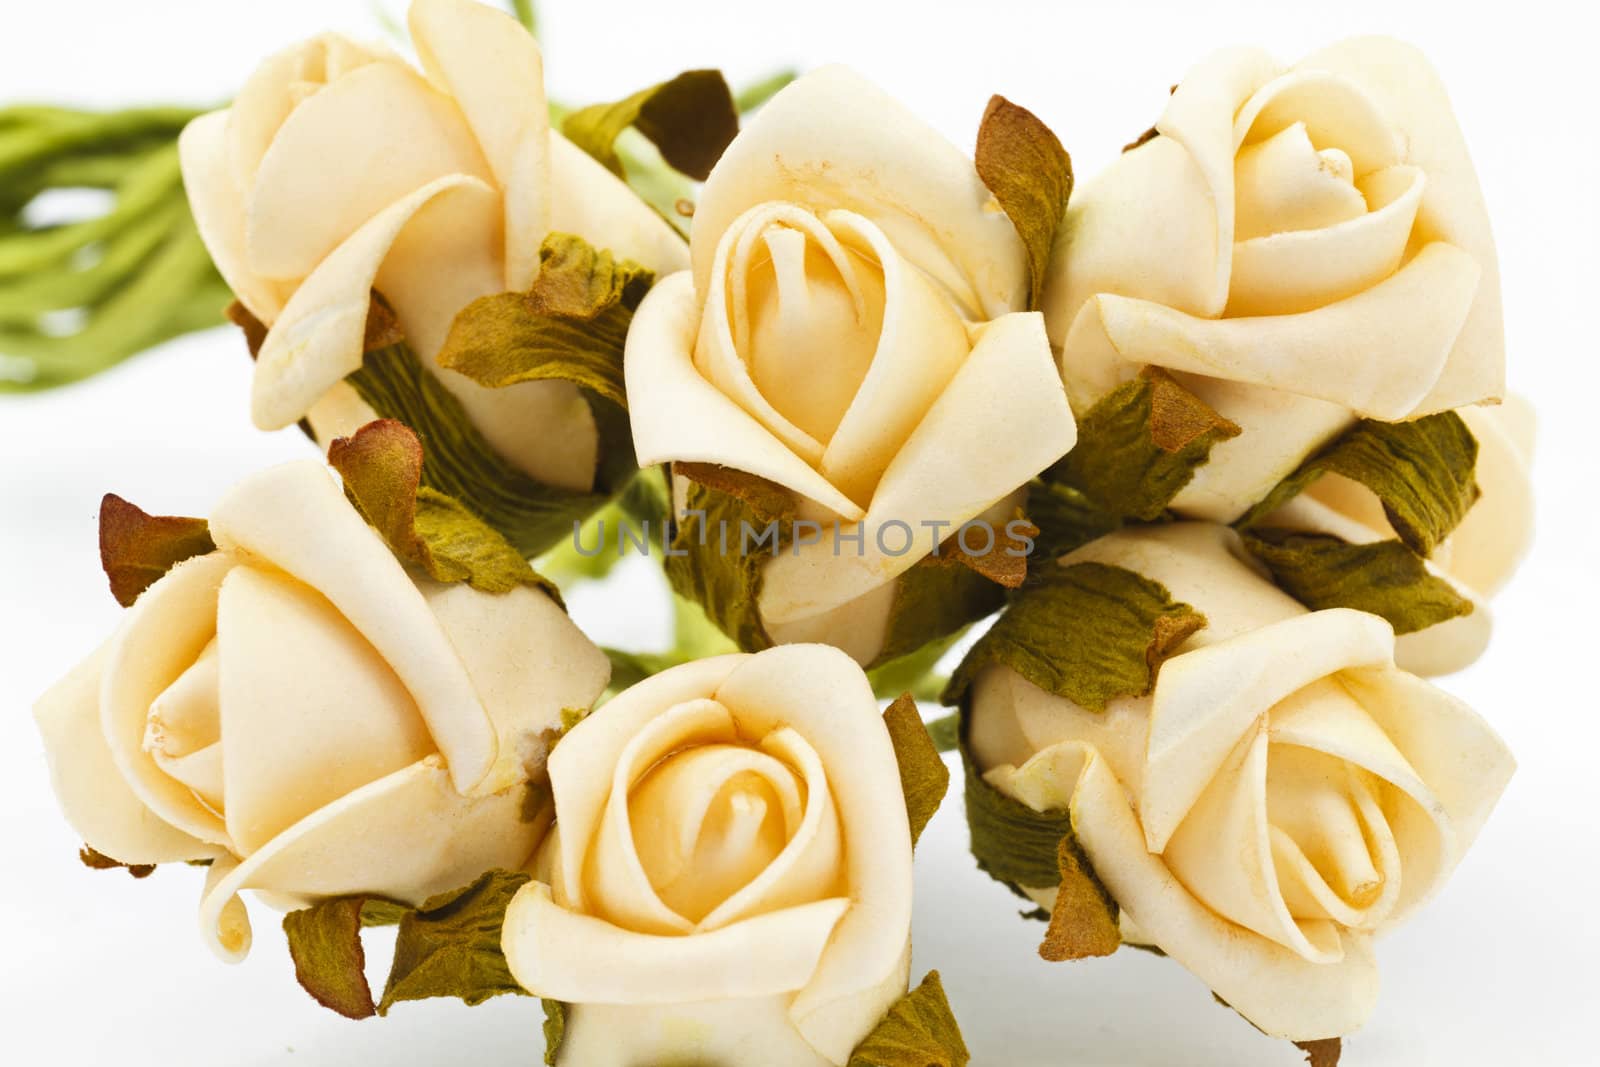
[1063,240,1480,423]
[208,461,497,795]
[625,272,865,519]
[226,34,387,200]
[251,174,498,431]
[502,881,849,1004]
[408,0,550,291]
[1336,666,1515,923]
[1228,164,1425,317]
[1448,401,1536,597]
[694,726,844,932]
[553,994,856,1067]
[1266,674,1449,923]
[1163,721,1346,962]
[693,66,1027,321]
[34,642,220,866]
[819,210,972,508]
[629,741,804,924]
[1299,37,1504,412]
[1069,748,1380,1040]
[1042,134,1221,354]
[1167,378,1354,523]
[1152,46,1281,314]
[1232,69,1404,178]
[178,110,291,322]
[1231,122,1367,242]
[1140,609,1396,852]
[217,564,434,854]
[588,698,741,935]
[419,580,611,795]
[759,311,1073,625]
[549,132,690,279]
[99,552,234,847]
[245,61,490,281]
[547,655,748,910]
[198,757,538,961]
[710,644,912,1062]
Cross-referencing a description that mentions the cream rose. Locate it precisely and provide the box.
[33,459,609,961]
[1046,37,1503,521]
[967,523,1513,1040]
[501,645,914,1067]
[180,0,687,491]
[1263,396,1535,675]
[625,67,1076,664]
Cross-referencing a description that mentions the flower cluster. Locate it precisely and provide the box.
[29,2,1528,1064]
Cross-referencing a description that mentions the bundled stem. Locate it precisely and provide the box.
[0,104,228,392]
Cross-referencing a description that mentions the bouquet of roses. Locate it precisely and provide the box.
[17,2,1531,1064]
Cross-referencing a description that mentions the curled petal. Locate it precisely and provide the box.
[251,174,498,431]
[408,0,550,291]
[760,311,1073,624]
[502,881,848,1004]
[198,757,538,962]
[34,643,221,866]
[625,272,864,518]
[208,460,497,794]
[1299,37,1504,411]
[693,66,1027,320]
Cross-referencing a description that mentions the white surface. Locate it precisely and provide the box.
[1,1,1595,1064]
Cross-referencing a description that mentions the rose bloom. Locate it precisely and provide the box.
[1263,397,1535,675]
[625,67,1076,664]
[501,645,913,1067]
[180,0,686,491]
[967,523,1513,1040]
[1046,37,1503,521]
[34,460,608,960]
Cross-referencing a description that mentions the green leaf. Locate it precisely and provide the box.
[1237,412,1480,556]
[97,493,214,607]
[1048,367,1240,523]
[1038,834,1120,962]
[283,872,531,1020]
[960,732,1073,891]
[848,970,970,1067]
[284,895,385,1020]
[944,562,1204,712]
[1240,529,1473,635]
[868,627,964,703]
[327,419,561,602]
[1024,479,1123,568]
[882,693,950,846]
[563,70,739,182]
[378,870,534,1014]
[957,717,1119,953]
[974,95,1073,311]
[873,553,1007,669]
[436,233,653,414]
[506,0,536,33]
[346,338,613,558]
[541,999,567,1065]
[78,844,154,878]
[662,462,794,652]
[735,69,798,112]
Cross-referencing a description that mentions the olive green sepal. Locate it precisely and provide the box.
[282,869,532,1021]
[848,971,971,1067]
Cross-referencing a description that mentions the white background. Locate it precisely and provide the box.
[2,1,1595,1064]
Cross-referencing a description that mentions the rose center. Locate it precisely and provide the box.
[1234,121,1367,240]
[733,217,886,445]
[627,743,804,923]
